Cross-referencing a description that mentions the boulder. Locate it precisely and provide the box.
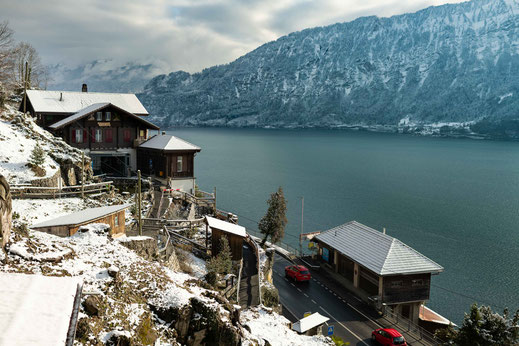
[82,295,102,316]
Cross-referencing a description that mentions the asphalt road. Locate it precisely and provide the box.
[273,254,382,346]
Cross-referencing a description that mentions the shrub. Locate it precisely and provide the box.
[29,142,45,167]
[261,286,279,308]
[205,271,217,286]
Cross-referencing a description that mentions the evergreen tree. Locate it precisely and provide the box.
[259,186,287,246]
[29,142,45,167]
[207,237,232,275]
[437,303,519,346]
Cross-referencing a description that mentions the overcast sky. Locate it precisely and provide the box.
[1,0,466,74]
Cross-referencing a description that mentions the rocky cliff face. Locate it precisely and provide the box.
[139,0,519,139]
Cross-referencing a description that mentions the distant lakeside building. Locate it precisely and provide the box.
[20,85,200,193]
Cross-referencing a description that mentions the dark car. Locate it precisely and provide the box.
[284,265,311,282]
[371,328,407,345]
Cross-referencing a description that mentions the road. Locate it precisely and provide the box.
[273,253,383,346]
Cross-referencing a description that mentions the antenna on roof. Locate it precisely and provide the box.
[59,92,63,101]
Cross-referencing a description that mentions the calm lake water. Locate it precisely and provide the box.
[166,127,519,324]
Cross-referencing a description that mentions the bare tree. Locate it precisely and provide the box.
[12,42,49,89]
[0,21,14,86]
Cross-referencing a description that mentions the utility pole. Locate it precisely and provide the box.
[23,61,28,114]
[213,186,217,215]
[137,170,142,236]
[81,152,85,199]
[300,196,304,257]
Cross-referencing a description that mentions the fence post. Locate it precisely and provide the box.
[81,152,85,199]
[137,170,142,236]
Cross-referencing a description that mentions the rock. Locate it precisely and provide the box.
[106,331,132,346]
[75,317,92,342]
[119,237,157,260]
[187,329,207,346]
[65,166,77,186]
[107,265,119,278]
[82,295,102,316]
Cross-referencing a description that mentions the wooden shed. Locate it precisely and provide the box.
[30,204,130,237]
[205,216,246,261]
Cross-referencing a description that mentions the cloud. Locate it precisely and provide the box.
[0,0,467,74]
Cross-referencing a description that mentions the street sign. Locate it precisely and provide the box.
[327,325,334,336]
[304,311,312,318]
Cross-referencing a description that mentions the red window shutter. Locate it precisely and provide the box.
[106,129,113,143]
[124,129,130,142]
[91,129,96,143]
[83,129,87,144]
[71,129,76,143]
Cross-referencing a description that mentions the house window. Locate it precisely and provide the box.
[390,280,403,288]
[95,129,103,143]
[123,129,131,142]
[139,129,145,138]
[96,112,102,121]
[75,129,83,143]
[105,129,113,143]
[412,279,425,287]
[114,214,119,227]
[177,156,183,172]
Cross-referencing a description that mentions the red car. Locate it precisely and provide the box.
[371,328,407,345]
[284,265,311,282]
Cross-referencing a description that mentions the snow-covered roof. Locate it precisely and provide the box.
[292,312,329,333]
[0,273,81,345]
[315,221,444,276]
[205,216,246,237]
[25,89,148,115]
[31,204,131,229]
[139,134,201,152]
[49,103,159,130]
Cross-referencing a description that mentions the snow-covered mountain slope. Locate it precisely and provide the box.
[139,0,519,139]
[48,59,162,93]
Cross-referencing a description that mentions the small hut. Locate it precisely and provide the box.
[292,312,330,336]
[205,216,246,261]
[31,204,130,237]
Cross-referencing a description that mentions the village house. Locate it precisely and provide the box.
[205,216,246,261]
[21,87,159,176]
[30,204,130,237]
[313,221,444,326]
[137,133,201,193]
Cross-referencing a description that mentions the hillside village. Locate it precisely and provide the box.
[0,87,337,345]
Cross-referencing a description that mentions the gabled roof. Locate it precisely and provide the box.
[31,204,130,229]
[25,90,148,115]
[205,216,246,237]
[49,103,159,130]
[292,312,329,333]
[139,134,201,152]
[315,221,443,276]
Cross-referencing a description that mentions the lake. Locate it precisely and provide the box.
[165,127,519,324]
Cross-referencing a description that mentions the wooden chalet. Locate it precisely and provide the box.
[313,221,444,325]
[205,216,246,261]
[137,133,201,193]
[21,86,159,177]
[30,204,130,237]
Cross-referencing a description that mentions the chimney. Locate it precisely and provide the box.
[82,83,88,92]
[59,92,63,101]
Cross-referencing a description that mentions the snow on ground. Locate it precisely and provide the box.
[241,306,333,346]
[12,198,89,225]
[176,247,207,279]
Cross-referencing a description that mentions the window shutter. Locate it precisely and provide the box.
[71,129,76,143]
[91,129,95,143]
[83,129,87,144]
[106,129,113,143]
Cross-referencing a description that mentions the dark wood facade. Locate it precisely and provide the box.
[211,228,244,261]
[136,149,195,179]
[52,104,158,152]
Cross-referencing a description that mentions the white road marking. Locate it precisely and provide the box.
[354,296,362,302]
[290,283,295,287]
[318,306,369,346]
[311,299,317,304]
[303,293,309,298]
[297,288,302,293]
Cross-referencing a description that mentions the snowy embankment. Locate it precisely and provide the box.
[0,104,86,184]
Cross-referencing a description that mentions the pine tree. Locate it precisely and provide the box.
[207,237,232,275]
[259,186,287,246]
[29,142,45,167]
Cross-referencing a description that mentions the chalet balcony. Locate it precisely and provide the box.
[383,287,430,304]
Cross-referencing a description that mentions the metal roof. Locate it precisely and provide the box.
[292,312,329,333]
[25,90,148,115]
[205,216,246,237]
[31,204,131,229]
[315,221,443,276]
[49,103,159,130]
[139,134,201,151]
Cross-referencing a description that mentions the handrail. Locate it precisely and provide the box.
[158,226,170,253]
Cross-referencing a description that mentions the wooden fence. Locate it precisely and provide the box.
[11,181,113,199]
